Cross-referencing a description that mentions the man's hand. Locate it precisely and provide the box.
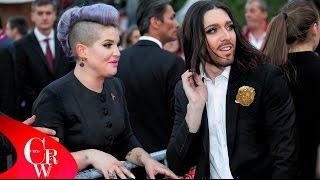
[23,115,59,142]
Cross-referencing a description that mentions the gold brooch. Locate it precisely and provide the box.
[235,86,255,106]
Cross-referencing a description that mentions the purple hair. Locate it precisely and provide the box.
[57,4,119,57]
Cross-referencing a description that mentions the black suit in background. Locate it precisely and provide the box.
[167,64,297,179]
[0,47,17,118]
[14,31,74,120]
[288,51,320,178]
[116,40,185,153]
[0,113,16,173]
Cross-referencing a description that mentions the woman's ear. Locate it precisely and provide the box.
[75,43,87,59]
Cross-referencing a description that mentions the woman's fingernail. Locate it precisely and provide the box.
[130,174,136,179]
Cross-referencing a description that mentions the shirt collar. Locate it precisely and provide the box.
[199,63,231,82]
[248,31,267,41]
[34,28,54,42]
[139,36,163,48]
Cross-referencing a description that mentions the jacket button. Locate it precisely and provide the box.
[103,107,108,115]
[108,135,114,142]
[100,95,106,102]
[106,121,112,128]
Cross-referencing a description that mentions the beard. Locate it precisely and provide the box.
[205,50,235,68]
[205,41,236,68]
[206,57,234,68]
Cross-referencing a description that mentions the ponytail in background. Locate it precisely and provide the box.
[262,0,319,82]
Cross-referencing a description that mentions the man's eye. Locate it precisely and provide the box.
[227,24,235,31]
[206,27,217,34]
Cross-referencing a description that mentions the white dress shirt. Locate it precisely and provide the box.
[248,32,266,50]
[200,64,233,179]
[139,35,163,48]
[34,28,55,58]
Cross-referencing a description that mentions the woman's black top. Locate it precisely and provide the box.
[288,51,320,178]
[32,72,141,159]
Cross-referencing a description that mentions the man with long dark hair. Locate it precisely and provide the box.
[166,1,297,179]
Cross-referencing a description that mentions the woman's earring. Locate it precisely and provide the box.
[80,58,86,67]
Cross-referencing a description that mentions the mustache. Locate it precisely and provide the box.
[207,41,234,59]
[217,40,234,50]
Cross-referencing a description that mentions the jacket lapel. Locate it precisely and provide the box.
[54,35,62,75]
[202,107,209,155]
[197,107,210,178]
[30,32,54,76]
[226,64,247,158]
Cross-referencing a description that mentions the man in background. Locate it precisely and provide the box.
[14,0,73,120]
[5,16,28,42]
[0,16,28,118]
[117,0,184,153]
[243,0,268,49]
[0,17,12,50]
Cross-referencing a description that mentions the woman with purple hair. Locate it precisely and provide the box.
[31,4,177,179]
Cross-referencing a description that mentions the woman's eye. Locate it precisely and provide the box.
[103,44,112,48]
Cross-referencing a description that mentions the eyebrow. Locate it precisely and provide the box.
[103,39,121,45]
[102,39,115,43]
[204,20,233,30]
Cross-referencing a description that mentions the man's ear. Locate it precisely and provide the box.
[31,11,35,23]
[312,23,318,37]
[262,11,268,21]
[150,17,161,30]
[12,28,18,37]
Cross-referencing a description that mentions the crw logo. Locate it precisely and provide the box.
[24,137,58,178]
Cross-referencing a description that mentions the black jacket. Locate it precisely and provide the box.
[167,64,297,179]
[288,51,320,178]
[14,31,74,118]
[0,47,17,118]
[32,72,141,159]
[116,40,185,153]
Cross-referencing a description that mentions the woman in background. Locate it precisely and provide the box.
[262,0,320,178]
[122,25,140,49]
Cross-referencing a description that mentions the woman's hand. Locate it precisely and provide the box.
[86,149,135,179]
[142,157,178,179]
[181,70,208,105]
